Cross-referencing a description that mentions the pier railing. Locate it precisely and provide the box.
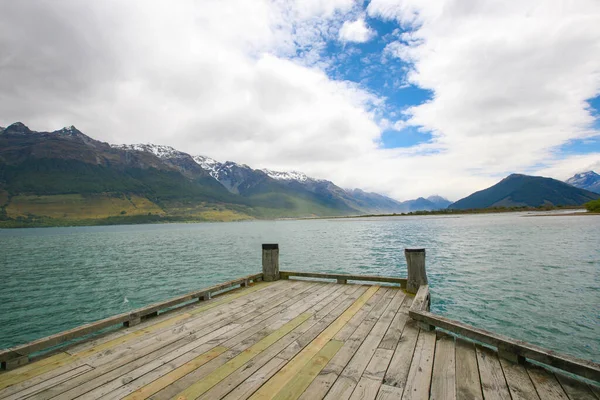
[1,244,599,385]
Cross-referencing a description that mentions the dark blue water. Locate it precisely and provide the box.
[0,212,598,361]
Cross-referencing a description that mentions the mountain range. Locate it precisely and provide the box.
[0,122,450,224]
[449,173,599,209]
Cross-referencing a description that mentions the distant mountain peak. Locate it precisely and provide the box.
[450,173,599,209]
[55,125,84,136]
[192,155,221,179]
[262,169,311,182]
[566,170,600,194]
[111,143,189,159]
[4,122,32,135]
[426,195,450,202]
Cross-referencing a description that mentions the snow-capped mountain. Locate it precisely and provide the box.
[108,139,458,213]
[112,143,188,159]
[262,169,312,182]
[193,155,221,179]
[565,171,600,194]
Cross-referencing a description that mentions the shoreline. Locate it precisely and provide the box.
[1,207,596,229]
[523,211,600,217]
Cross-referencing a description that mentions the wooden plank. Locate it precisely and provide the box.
[90,284,329,400]
[276,286,365,361]
[0,280,288,393]
[3,281,302,397]
[455,339,483,400]
[410,310,600,382]
[272,339,344,400]
[379,295,410,351]
[214,284,338,352]
[0,273,264,366]
[376,384,403,399]
[499,357,540,400]
[65,280,281,354]
[324,288,404,400]
[555,373,597,400]
[104,310,313,400]
[382,318,419,391]
[34,334,206,400]
[334,288,390,342]
[173,313,313,400]
[408,285,429,312]
[248,286,380,400]
[430,333,455,400]
[401,329,436,400]
[280,271,407,287]
[202,286,369,400]
[341,289,402,382]
[50,327,239,400]
[147,282,343,400]
[475,345,511,400]
[43,282,319,400]
[300,289,395,400]
[363,349,394,381]
[122,347,228,400]
[323,376,356,400]
[527,364,569,400]
[220,357,287,400]
[71,281,283,358]
[1,365,92,400]
[349,377,382,400]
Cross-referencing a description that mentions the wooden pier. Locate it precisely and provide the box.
[0,245,598,399]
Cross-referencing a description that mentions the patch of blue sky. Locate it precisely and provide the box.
[324,16,434,148]
[559,136,600,155]
[379,126,433,149]
[586,95,600,130]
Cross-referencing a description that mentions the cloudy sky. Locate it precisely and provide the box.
[1,0,599,201]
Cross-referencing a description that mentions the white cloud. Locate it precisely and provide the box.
[367,0,600,181]
[339,18,376,43]
[1,0,599,201]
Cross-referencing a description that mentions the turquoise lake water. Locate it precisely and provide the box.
[0,213,598,362]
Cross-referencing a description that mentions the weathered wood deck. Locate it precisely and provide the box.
[1,279,598,400]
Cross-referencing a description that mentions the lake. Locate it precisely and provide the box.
[0,212,598,362]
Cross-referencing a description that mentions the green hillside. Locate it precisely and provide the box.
[449,174,600,210]
[0,123,356,226]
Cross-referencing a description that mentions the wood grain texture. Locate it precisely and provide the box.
[475,345,511,400]
[455,339,483,400]
[527,365,569,400]
[249,286,380,400]
[499,357,540,400]
[430,334,455,400]
[401,329,436,400]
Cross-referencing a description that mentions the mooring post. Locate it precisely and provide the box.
[262,244,280,282]
[405,248,427,294]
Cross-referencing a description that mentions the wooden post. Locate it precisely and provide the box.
[405,248,427,294]
[262,244,280,282]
